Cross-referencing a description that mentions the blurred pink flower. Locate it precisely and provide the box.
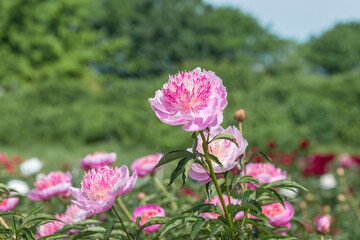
[80,152,116,170]
[0,194,19,211]
[262,201,294,228]
[36,215,65,239]
[199,195,244,220]
[339,153,356,168]
[70,166,137,214]
[28,171,72,201]
[62,204,91,225]
[189,126,247,184]
[132,204,165,233]
[131,153,163,178]
[314,215,331,234]
[149,67,227,132]
[242,163,287,189]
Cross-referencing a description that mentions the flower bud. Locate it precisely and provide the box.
[299,201,307,209]
[336,168,344,176]
[343,205,350,212]
[234,109,246,122]
[137,192,146,201]
[305,193,314,201]
[313,215,331,234]
[337,194,346,203]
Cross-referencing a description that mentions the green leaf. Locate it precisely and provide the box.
[160,216,200,237]
[267,188,285,208]
[205,153,223,169]
[259,235,296,240]
[190,218,205,239]
[184,204,216,214]
[21,214,60,228]
[139,217,168,232]
[242,190,255,202]
[0,183,10,195]
[235,175,261,187]
[38,233,71,240]
[153,150,193,170]
[262,180,308,192]
[0,211,22,217]
[182,158,196,188]
[69,226,106,240]
[168,155,196,187]
[259,151,275,164]
[209,132,239,147]
[103,220,115,240]
[135,216,141,230]
[205,182,212,201]
[27,207,44,218]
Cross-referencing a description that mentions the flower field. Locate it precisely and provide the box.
[0,68,359,239]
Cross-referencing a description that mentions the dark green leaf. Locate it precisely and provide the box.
[190,218,205,239]
[182,158,196,188]
[242,190,255,202]
[139,217,168,232]
[103,220,115,240]
[209,132,239,147]
[205,153,223,170]
[235,175,261,187]
[259,151,275,164]
[160,216,200,237]
[184,203,216,214]
[153,150,193,170]
[263,180,308,192]
[168,155,195,187]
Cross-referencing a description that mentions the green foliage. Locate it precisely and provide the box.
[306,22,360,74]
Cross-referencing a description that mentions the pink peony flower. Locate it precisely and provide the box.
[36,215,65,239]
[132,204,166,233]
[339,153,356,168]
[0,194,19,211]
[149,67,227,132]
[28,171,72,201]
[80,152,117,170]
[314,215,331,234]
[62,204,91,225]
[131,153,163,178]
[70,166,137,214]
[262,201,294,228]
[199,195,244,220]
[189,126,248,184]
[242,163,287,189]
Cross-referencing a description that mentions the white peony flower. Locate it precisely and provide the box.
[20,158,43,177]
[320,173,337,190]
[7,179,29,195]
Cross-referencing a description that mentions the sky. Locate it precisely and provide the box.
[206,0,360,42]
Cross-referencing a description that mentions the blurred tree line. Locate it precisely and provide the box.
[0,0,359,152]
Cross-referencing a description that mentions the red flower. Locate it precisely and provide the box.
[299,139,310,149]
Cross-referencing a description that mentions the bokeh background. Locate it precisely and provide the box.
[1,0,360,171]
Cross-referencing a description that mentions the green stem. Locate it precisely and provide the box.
[117,198,133,221]
[239,210,248,230]
[320,234,324,240]
[111,205,132,240]
[224,174,233,221]
[152,175,179,210]
[200,131,234,239]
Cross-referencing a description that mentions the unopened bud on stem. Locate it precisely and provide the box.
[234,109,246,122]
